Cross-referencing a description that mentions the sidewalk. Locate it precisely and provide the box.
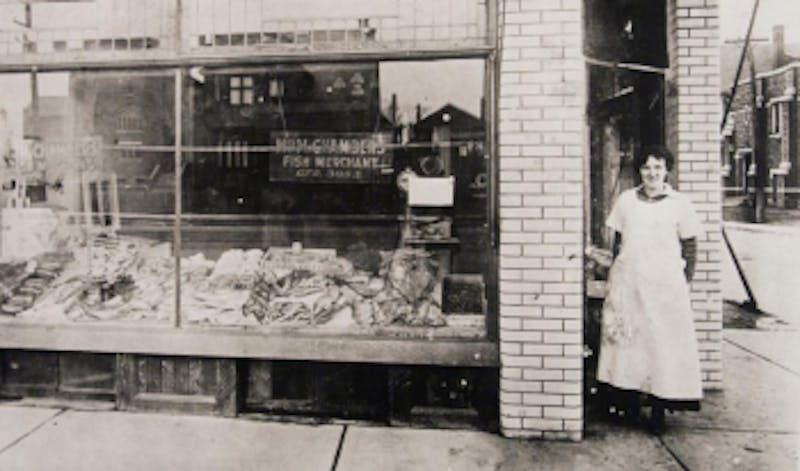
[1,317,797,471]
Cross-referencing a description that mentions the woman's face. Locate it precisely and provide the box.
[639,156,668,192]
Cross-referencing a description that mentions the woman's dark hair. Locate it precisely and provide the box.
[634,145,674,171]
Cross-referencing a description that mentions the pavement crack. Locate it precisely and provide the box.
[670,425,798,435]
[0,408,67,456]
[656,435,690,471]
[725,338,800,377]
[330,425,348,471]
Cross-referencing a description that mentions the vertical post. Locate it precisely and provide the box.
[174,68,183,328]
[753,97,768,223]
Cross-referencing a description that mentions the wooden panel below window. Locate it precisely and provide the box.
[116,354,238,417]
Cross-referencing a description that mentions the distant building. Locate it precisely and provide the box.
[722,25,800,207]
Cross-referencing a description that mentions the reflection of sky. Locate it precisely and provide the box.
[719,0,800,43]
[0,60,482,143]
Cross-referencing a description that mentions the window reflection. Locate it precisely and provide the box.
[0,59,491,334]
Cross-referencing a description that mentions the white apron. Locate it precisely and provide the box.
[597,187,703,401]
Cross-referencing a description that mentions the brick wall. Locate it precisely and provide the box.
[497,0,722,439]
[497,0,585,441]
[668,0,723,390]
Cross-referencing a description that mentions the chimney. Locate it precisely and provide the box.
[773,25,786,68]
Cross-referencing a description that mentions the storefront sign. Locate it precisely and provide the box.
[270,132,393,183]
[29,136,103,172]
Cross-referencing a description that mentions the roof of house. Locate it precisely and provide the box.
[720,41,800,91]
[415,103,483,131]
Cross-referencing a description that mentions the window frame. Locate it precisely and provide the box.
[0,1,501,365]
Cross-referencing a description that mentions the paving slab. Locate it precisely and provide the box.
[661,430,800,471]
[668,341,800,433]
[0,405,62,452]
[0,410,342,471]
[725,330,800,375]
[338,423,681,471]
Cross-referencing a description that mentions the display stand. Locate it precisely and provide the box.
[400,175,460,304]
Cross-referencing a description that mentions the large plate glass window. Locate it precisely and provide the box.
[0,69,177,324]
[179,59,491,336]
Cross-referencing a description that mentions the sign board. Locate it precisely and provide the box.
[270,132,393,184]
[408,175,455,207]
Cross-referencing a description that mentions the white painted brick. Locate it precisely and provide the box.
[522,269,563,282]
[544,406,582,419]
[563,395,582,407]
[501,367,523,380]
[503,208,543,218]
[519,23,562,36]
[500,293,522,305]
[524,294,564,306]
[500,269,523,281]
[500,182,543,193]
[501,391,523,404]
[501,305,543,318]
[564,370,582,381]
[500,157,543,169]
[502,380,544,392]
[543,356,582,369]
[500,416,522,430]
[522,219,563,231]
[502,331,544,343]
[504,233,544,244]
[500,257,543,269]
[524,393,563,406]
[522,418,563,431]
[501,219,521,232]
[504,12,542,24]
[523,245,563,257]
[544,207,583,218]
[523,369,563,381]
[522,319,563,331]
[501,341,522,354]
[523,194,564,206]
[541,10,579,22]
[503,405,543,418]
[543,381,582,394]
[544,331,581,344]
[523,344,563,356]
[500,194,522,207]
[543,282,582,294]
[500,281,542,293]
[521,0,561,10]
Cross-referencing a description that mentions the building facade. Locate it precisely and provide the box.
[0,0,721,440]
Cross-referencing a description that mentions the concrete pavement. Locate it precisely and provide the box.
[0,322,796,470]
[722,221,800,324]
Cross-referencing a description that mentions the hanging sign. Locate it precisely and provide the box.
[270,132,393,183]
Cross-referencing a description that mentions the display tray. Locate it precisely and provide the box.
[0,318,498,367]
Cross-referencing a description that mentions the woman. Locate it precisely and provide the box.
[597,145,703,434]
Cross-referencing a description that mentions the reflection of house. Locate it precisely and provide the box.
[23,97,70,141]
[411,103,486,210]
[721,25,800,207]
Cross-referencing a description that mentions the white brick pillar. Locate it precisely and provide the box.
[667,0,724,390]
[497,0,586,440]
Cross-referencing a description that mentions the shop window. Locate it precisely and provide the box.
[0,59,492,339]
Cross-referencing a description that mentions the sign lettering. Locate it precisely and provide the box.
[270,132,393,183]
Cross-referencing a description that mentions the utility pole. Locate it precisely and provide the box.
[750,52,768,223]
